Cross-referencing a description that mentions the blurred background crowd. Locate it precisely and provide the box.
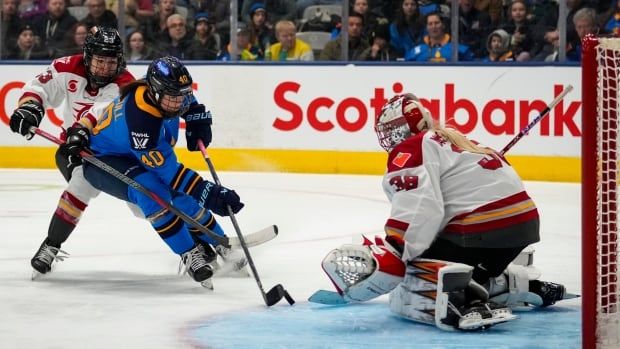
[0,0,614,62]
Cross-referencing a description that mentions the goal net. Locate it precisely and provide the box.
[582,35,620,349]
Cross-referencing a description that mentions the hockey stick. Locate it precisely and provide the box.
[500,84,574,155]
[32,127,277,248]
[197,140,295,306]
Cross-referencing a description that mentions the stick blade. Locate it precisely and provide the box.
[265,284,295,306]
[308,290,349,305]
[228,225,278,248]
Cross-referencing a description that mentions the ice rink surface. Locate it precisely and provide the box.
[0,169,581,349]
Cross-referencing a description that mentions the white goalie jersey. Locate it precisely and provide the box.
[19,54,134,133]
[382,130,540,263]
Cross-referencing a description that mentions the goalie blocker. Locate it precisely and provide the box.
[320,236,516,331]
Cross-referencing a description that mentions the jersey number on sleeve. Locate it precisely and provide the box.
[390,175,419,192]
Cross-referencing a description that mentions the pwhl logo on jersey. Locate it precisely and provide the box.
[131,131,150,149]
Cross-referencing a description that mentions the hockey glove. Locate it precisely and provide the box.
[193,180,244,216]
[64,125,90,156]
[184,103,212,151]
[9,100,44,140]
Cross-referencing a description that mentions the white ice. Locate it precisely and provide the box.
[0,169,581,348]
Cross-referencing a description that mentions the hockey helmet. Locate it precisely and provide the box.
[146,56,193,118]
[83,26,125,88]
[375,93,432,152]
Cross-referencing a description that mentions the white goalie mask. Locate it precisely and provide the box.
[375,93,432,152]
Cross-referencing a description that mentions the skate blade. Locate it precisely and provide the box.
[214,262,250,278]
[200,279,214,290]
[31,270,43,280]
[563,292,580,300]
[460,314,518,331]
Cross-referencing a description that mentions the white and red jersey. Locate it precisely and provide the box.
[19,54,135,133]
[382,131,540,263]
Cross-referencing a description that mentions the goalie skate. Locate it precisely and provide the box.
[449,301,517,331]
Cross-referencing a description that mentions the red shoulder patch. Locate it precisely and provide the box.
[114,70,136,88]
[392,152,411,168]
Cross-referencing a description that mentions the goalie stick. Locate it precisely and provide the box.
[197,140,295,307]
[32,127,277,249]
[500,84,574,155]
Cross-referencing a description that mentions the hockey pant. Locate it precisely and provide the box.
[82,155,226,255]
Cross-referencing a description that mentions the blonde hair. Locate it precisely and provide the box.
[428,122,495,155]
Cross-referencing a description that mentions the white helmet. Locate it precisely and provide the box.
[375,93,432,152]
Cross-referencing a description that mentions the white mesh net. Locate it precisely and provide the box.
[595,37,620,348]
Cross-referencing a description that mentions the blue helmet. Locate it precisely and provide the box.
[146,56,193,117]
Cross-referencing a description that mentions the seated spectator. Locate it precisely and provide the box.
[499,0,536,61]
[295,0,341,19]
[125,29,157,61]
[605,0,620,35]
[19,0,47,20]
[389,0,424,60]
[4,24,50,60]
[111,0,154,32]
[157,13,192,59]
[319,12,369,61]
[482,28,514,62]
[186,0,230,46]
[140,0,182,45]
[405,12,474,62]
[217,26,261,61]
[474,0,503,27]
[2,0,23,55]
[241,0,296,26]
[82,0,118,29]
[352,0,388,40]
[186,12,221,60]
[565,7,597,62]
[31,0,78,57]
[359,24,396,61]
[458,0,491,59]
[248,3,276,59]
[267,20,313,61]
[54,22,89,57]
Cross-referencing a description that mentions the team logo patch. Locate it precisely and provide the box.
[131,131,150,149]
[68,79,78,92]
[392,152,411,168]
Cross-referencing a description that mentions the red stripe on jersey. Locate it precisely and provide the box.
[386,132,426,172]
[52,55,87,77]
[386,218,409,233]
[445,209,539,234]
[19,92,43,105]
[61,191,87,211]
[115,70,136,87]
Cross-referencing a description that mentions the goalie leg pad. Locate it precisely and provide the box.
[321,240,405,303]
[389,259,516,331]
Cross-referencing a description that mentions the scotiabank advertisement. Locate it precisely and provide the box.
[0,64,581,157]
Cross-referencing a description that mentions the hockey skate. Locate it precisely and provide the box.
[31,238,69,280]
[214,245,250,277]
[528,280,579,306]
[447,300,517,331]
[179,244,215,290]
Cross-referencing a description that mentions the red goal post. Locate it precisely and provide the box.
[582,34,620,349]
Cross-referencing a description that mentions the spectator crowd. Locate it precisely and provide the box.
[0,0,615,62]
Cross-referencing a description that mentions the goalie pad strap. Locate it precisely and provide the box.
[389,259,474,331]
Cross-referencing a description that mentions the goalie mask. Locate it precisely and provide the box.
[375,93,432,152]
[146,56,193,118]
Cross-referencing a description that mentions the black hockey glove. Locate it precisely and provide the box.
[64,124,90,156]
[9,100,44,140]
[184,103,212,151]
[193,180,244,216]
